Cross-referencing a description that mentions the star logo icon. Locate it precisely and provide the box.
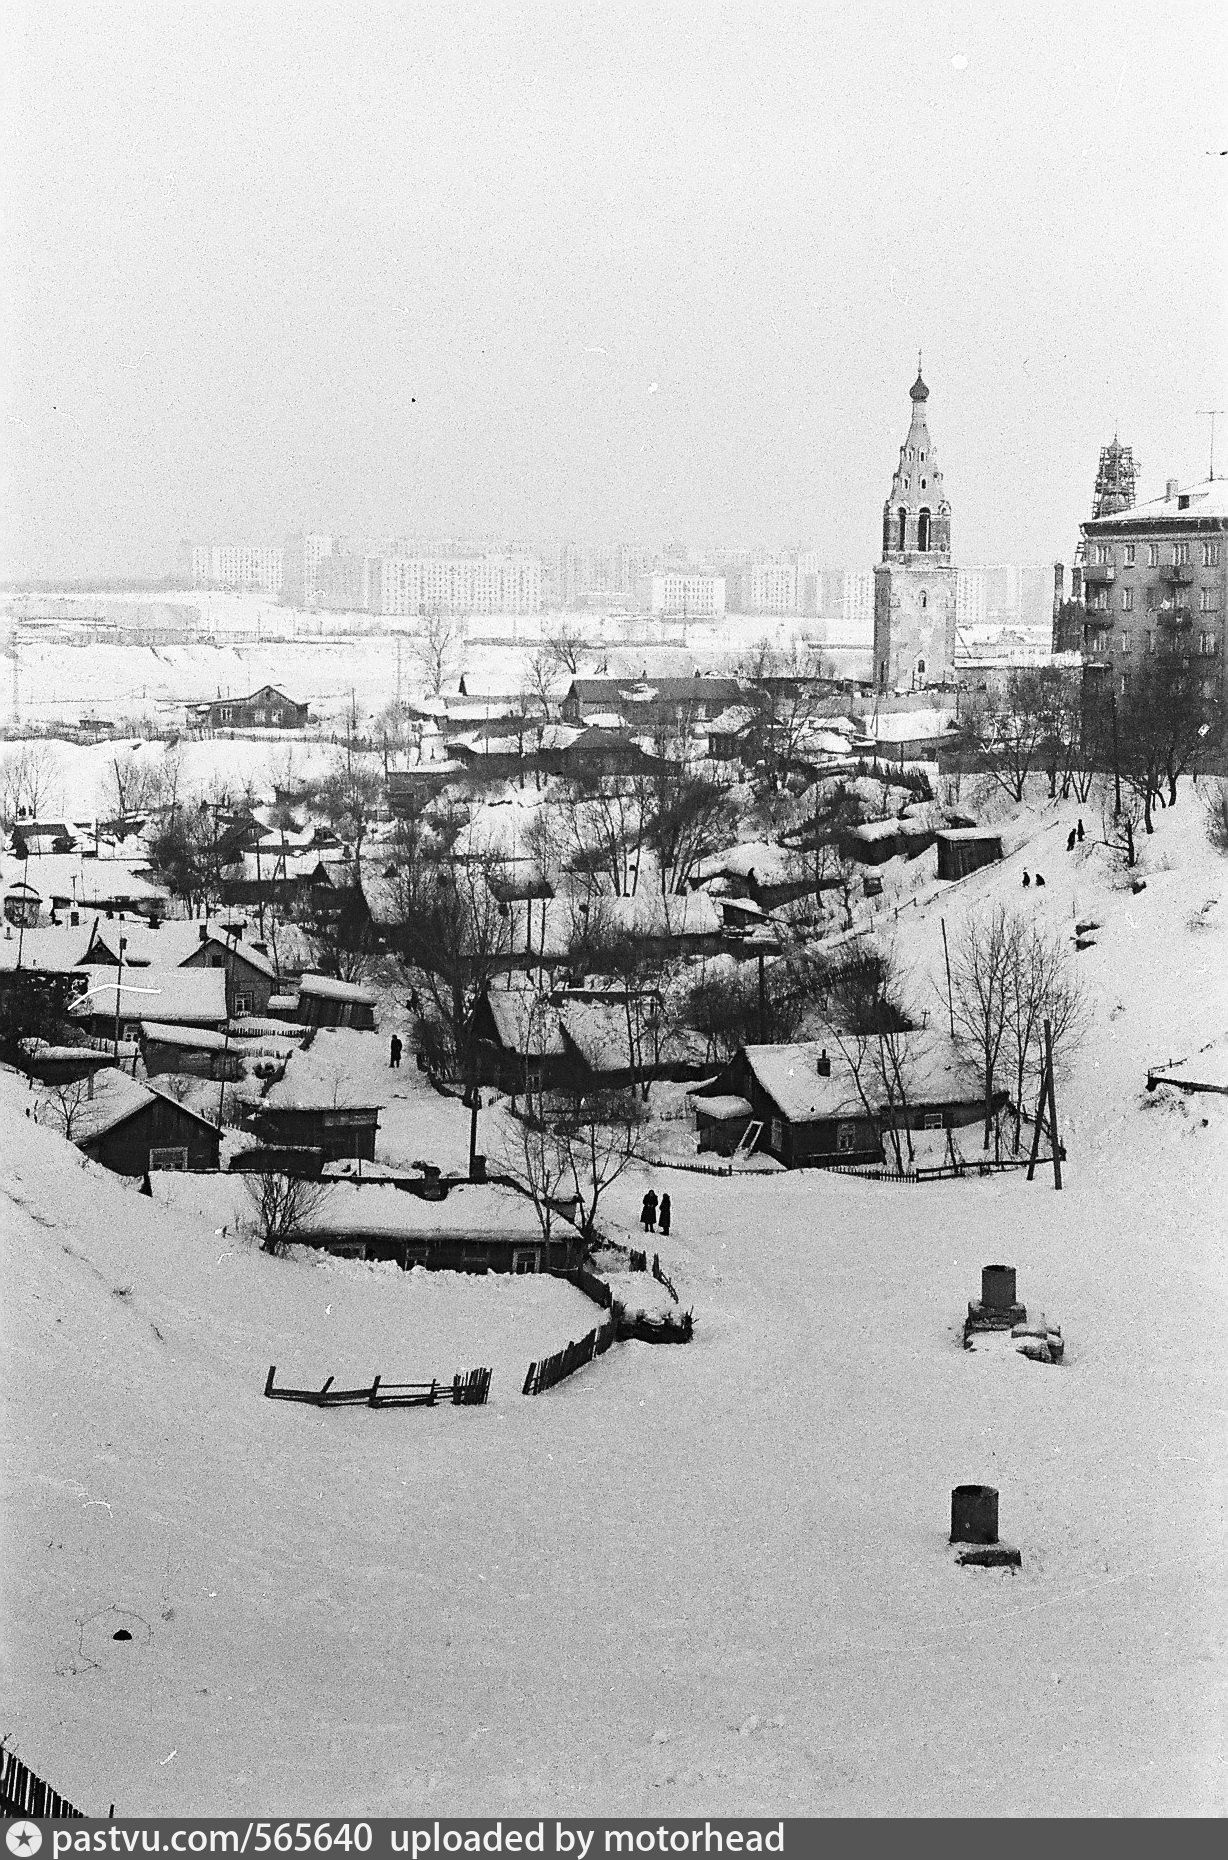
[6,1826,42,1857]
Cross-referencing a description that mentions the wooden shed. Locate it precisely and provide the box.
[295,974,377,1030]
[74,1068,221,1175]
[242,1102,381,1163]
[936,828,1004,881]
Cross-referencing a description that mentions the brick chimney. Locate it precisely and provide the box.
[816,1048,831,1077]
[1166,478,1179,500]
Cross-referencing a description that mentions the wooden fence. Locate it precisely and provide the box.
[523,1318,616,1396]
[0,1744,85,1818]
[652,1253,679,1303]
[823,1155,1035,1185]
[264,1365,491,1408]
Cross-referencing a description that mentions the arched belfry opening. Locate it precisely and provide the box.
[918,508,931,553]
[898,508,908,552]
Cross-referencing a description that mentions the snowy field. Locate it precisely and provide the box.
[0,593,871,737]
[3,781,1228,1815]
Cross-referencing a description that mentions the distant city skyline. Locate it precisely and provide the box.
[3,3,1224,581]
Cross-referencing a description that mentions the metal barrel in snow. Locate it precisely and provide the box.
[981,1265,1016,1312]
[950,1484,999,1545]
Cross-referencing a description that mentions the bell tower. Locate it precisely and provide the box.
[873,363,958,693]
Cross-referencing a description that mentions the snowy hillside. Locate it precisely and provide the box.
[3,791,1227,1815]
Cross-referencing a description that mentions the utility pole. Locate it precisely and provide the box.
[1197,410,1224,481]
[940,916,955,1038]
[114,935,127,1062]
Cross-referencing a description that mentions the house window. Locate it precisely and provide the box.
[149,1146,188,1172]
[1120,632,1131,653]
[1094,542,1111,565]
[923,1112,944,1131]
[1146,631,1156,655]
[1173,541,1190,566]
[234,991,253,1016]
[122,1022,141,1042]
[1146,585,1159,611]
[1202,541,1220,568]
[1124,544,1136,566]
[1120,672,1130,695]
[512,1249,539,1275]
[770,1118,783,1153]
[1121,587,1134,612]
[1200,632,1215,656]
[1200,586,1218,611]
[1148,544,1159,568]
[836,1121,858,1153]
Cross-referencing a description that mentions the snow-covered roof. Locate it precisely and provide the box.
[691,1094,753,1121]
[865,707,953,744]
[85,918,277,978]
[707,705,760,735]
[0,925,94,972]
[0,853,163,906]
[936,826,1004,844]
[694,841,795,886]
[1086,476,1228,529]
[740,1045,863,1122]
[302,1181,544,1242]
[599,891,722,940]
[482,989,566,1056]
[69,965,228,1026]
[140,1020,231,1052]
[297,973,377,1006]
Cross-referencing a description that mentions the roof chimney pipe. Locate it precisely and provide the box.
[1166,478,1179,500]
[817,1048,831,1077]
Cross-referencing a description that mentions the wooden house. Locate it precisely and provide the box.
[295,973,377,1030]
[692,1043,883,1167]
[69,965,228,1045]
[3,881,41,929]
[74,1067,221,1175]
[242,1102,381,1163]
[188,685,308,732]
[297,1179,577,1275]
[140,1021,244,1082]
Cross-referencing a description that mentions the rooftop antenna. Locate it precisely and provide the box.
[1197,410,1224,480]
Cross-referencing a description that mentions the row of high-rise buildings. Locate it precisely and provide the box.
[175,526,1047,638]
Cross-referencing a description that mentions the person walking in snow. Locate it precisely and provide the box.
[658,1192,672,1237]
[1035,872,1046,887]
[1022,870,1031,888]
[1067,828,1077,853]
[641,1189,658,1233]
[1077,817,1085,843]
[389,1034,402,1069]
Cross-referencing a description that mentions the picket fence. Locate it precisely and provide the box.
[0,1744,85,1819]
[264,1365,491,1408]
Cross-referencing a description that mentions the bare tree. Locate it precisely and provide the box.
[1002,921,1087,1151]
[413,609,465,697]
[546,622,584,678]
[0,741,64,825]
[554,1091,643,1243]
[242,1170,329,1256]
[965,668,1062,805]
[388,853,514,1083]
[38,1074,95,1140]
[1097,777,1143,868]
[1202,778,1228,855]
[313,747,382,877]
[946,905,1018,1150]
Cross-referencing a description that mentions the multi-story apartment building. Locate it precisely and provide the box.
[281,533,334,607]
[177,542,284,595]
[372,553,542,617]
[1078,476,1227,734]
[955,569,988,632]
[638,571,726,619]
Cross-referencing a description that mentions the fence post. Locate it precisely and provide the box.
[368,1375,381,1407]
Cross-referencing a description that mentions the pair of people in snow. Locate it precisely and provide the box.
[640,1189,671,1236]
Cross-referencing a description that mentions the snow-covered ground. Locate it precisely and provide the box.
[3,786,1227,1815]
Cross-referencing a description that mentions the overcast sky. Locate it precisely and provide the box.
[3,0,1225,581]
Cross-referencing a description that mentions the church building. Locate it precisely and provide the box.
[873,367,958,692]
